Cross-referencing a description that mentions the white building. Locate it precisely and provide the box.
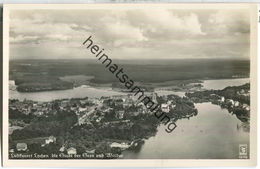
[59,146,65,152]
[117,111,124,119]
[67,147,77,155]
[226,99,234,105]
[246,106,250,111]
[161,104,170,113]
[234,101,240,107]
[79,107,88,112]
[152,93,158,103]
[110,142,130,150]
[85,148,96,154]
[45,136,56,144]
[96,117,102,122]
[171,103,176,109]
[242,104,248,108]
[16,143,28,151]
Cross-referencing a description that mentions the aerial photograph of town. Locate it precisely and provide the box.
[7,6,251,160]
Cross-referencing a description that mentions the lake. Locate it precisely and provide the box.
[9,78,250,159]
[122,103,249,159]
[9,78,249,102]
[122,78,250,159]
[9,82,127,102]
[202,78,249,90]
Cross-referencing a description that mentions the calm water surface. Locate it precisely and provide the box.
[122,103,249,159]
[122,78,250,159]
[9,82,126,102]
[202,78,249,90]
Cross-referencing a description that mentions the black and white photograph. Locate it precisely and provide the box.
[2,3,258,167]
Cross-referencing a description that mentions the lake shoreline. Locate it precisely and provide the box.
[8,78,250,159]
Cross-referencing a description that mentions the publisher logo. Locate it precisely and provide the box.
[239,144,248,159]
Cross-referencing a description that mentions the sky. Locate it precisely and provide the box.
[9,8,250,60]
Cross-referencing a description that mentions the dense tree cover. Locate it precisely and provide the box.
[9,109,35,123]
[186,83,250,105]
[103,110,116,121]
[217,83,250,105]
[28,142,60,154]
[68,113,157,151]
[11,110,77,140]
[9,93,199,155]
[17,80,73,92]
[10,59,249,91]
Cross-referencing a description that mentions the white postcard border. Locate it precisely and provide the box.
[2,3,258,167]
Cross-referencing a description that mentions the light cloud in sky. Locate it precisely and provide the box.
[9,8,250,60]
